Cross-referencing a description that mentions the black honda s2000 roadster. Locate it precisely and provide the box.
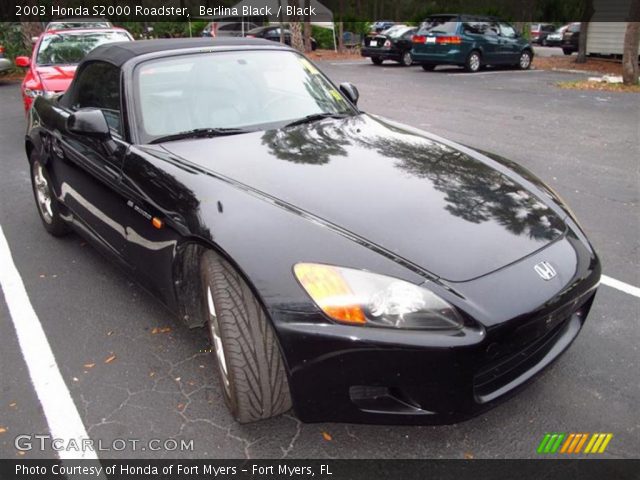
[25,38,600,424]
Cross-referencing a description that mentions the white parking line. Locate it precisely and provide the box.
[601,275,640,298]
[0,225,97,460]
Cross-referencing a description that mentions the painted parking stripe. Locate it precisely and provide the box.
[0,225,97,460]
[601,275,640,298]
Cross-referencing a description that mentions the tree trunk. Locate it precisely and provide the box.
[290,22,304,52]
[303,0,312,53]
[622,22,640,85]
[576,21,589,63]
[20,22,43,50]
[337,0,344,53]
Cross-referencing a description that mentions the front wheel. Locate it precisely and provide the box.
[399,51,412,66]
[371,56,383,65]
[562,48,573,56]
[518,50,532,70]
[464,50,481,72]
[30,159,70,236]
[200,251,292,423]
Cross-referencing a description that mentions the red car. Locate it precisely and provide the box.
[15,28,133,112]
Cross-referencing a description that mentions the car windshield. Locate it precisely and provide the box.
[36,31,131,66]
[135,50,356,143]
[419,17,458,34]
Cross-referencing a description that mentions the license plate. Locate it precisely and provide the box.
[426,37,436,44]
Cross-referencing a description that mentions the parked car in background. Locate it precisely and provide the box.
[246,26,317,50]
[15,28,133,112]
[201,21,259,37]
[530,23,556,45]
[562,22,580,55]
[45,18,113,31]
[361,25,417,66]
[0,44,12,73]
[371,20,395,33]
[411,15,533,72]
[545,25,569,47]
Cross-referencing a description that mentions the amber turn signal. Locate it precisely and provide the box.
[294,263,366,325]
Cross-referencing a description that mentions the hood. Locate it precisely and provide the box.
[36,65,77,92]
[160,115,566,282]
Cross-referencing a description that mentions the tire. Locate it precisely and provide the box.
[518,50,532,70]
[200,251,292,423]
[541,38,548,47]
[421,63,436,71]
[562,48,573,56]
[464,50,481,72]
[371,56,383,65]
[399,51,412,66]
[30,158,70,237]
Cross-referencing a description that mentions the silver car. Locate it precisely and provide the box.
[0,45,12,73]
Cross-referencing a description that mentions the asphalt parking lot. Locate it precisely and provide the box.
[0,60,638,460]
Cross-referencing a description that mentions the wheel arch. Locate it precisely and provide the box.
[171,236,277,333]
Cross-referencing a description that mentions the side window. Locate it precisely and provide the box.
[463,22,487,35]
[66,61,122,137]
[485,23,500,36]
[499,23,517,38]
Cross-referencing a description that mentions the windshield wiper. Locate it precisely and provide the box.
[283,112,350,129]
[150,127,249,144]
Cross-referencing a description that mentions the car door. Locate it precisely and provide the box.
[51,61,132,266]
[482,22,502,64]
[498,22,520,64]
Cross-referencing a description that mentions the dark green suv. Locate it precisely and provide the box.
[411,15,534,72]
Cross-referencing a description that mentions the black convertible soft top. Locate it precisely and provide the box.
[82,37,285,67]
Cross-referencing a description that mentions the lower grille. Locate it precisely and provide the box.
[473,293,595,403]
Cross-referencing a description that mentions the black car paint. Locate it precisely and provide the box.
[25,42,600,424]
[361,28,417,63]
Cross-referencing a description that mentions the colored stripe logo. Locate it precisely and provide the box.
[537,433,613,454]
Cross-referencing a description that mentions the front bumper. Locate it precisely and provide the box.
[273,231,600,424]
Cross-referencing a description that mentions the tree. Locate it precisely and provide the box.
[289,0,305,52]
[576,0,594,64]
[622,3,640,85]
[303,0,312,53]
[337,0,345,53]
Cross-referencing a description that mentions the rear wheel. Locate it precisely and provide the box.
[464,50,481,72]
[518,50,532,70]
[562,48,573,56]
[200,251,292,423]
[371,56,383,65]
[30,159,70,237]
[399,51,412,66]
[421,63,436,71]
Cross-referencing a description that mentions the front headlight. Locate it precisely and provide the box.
[24,89,56,99]
[294,263,463,330]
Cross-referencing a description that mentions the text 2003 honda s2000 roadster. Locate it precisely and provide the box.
[25,38,600,424]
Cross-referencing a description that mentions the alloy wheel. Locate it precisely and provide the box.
[206,286,231,397]
[33,162,53,224]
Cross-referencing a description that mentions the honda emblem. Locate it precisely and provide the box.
[534,261,556,281]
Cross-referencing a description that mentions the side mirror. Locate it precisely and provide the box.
[339,82,359,106]
[67,108,111,139]
[15,56,30,68]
